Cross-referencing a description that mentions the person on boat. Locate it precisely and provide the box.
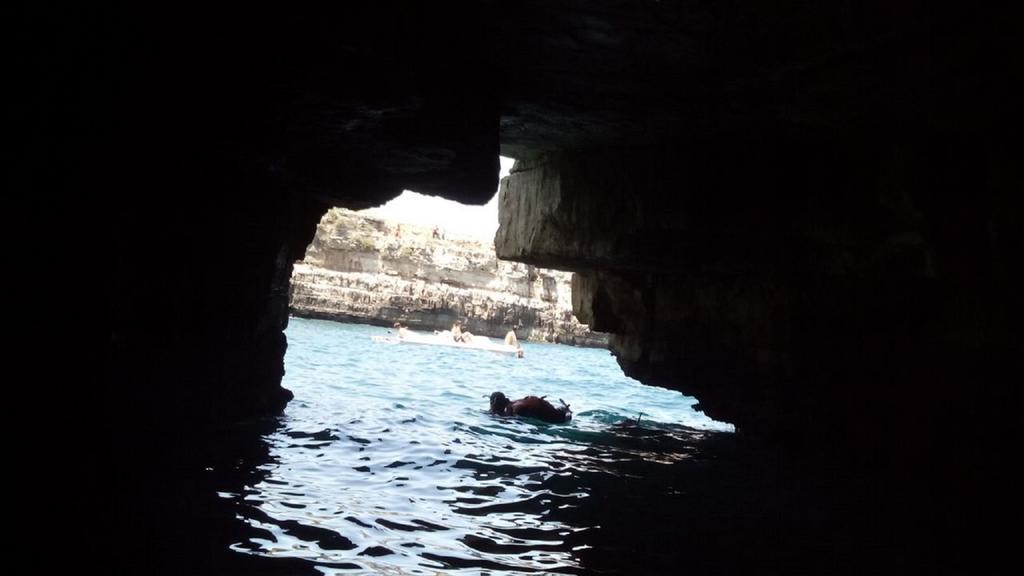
[451,320,474,343]
[489,392,571,423]
[504,329,524,358]
[393,322,409,339]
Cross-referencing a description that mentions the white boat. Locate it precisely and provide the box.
[372,330,523,356]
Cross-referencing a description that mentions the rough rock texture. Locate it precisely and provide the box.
[289,209,606,347]
[28,2,1018,571]
[497,147,1017,452]
[37,2,1011,446]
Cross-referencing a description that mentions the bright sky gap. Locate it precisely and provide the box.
[361,156,515,242]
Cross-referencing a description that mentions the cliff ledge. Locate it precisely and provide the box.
[290,209,607,347]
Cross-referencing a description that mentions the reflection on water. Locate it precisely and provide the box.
[222,422,722,574]
[107,318,961,575]
[202,318,744,574]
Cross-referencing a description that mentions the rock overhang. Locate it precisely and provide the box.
[36,1,1016,453]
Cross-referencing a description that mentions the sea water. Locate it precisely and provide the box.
[214,317,740,574]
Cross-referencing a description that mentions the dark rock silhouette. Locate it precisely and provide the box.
[26,2,1017,573]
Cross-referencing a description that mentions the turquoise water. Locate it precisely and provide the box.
[221,317,734,574]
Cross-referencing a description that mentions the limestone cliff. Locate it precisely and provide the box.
[496,147,1017,455]
[290,209,607,347]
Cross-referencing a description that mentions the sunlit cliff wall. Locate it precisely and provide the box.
[290,209,607,346]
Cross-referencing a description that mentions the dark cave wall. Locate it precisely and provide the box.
[66,3,503,441]
[497,140,1018,450]
[28,2,1016,456]
[107,165,320,432]
[26,4,1018,569]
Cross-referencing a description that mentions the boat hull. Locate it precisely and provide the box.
[372,331,521,356]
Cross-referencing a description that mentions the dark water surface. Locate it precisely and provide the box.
[235,318,739,574]
[122,318,912,575]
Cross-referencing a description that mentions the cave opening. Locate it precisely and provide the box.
[28,1,1014,572]
[219,155,744,573]
[283,153,732,433]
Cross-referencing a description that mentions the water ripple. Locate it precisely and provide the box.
[218,318,733,574]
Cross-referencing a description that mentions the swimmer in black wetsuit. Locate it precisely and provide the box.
[489,392,571,423]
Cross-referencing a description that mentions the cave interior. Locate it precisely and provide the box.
[25,2,1019,573]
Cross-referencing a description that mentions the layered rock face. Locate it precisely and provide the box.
[33,2,1017,568]
[46,2,1011,451]
[289,209,606,347]
[497,146,1016,454]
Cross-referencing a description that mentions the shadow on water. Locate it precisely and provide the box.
[109,320,937,575]
[116,413,930,576]
[214,424,731,575]
[111,418,324,576]
[176,423,752,574]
